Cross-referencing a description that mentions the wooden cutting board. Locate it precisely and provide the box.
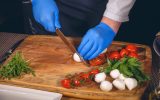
[0,35,152,100]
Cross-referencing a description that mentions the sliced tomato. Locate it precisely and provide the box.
[120,49,129,57]
[80,73,90,80]
[61,79,71,88]
[73,80,81,86]
[89,58,105,66]
[108,51,121,60]
[89,53,106,66]
[125,44,137,53]
[89,69,99,75]
[128,52,138,58]
[98,53,106,59]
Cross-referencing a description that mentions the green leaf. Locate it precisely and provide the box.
[119,64,124,74]
[120,57,128,63]
[123,65,133,77]
[105,66,112,74]
[112,60,121,69]
[118,64,133,77]
[107,59,111,66]
[130,66,149,83]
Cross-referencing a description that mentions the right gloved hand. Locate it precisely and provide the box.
[32,0,61,32]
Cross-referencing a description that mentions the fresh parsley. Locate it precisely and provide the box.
[0,52,35,80]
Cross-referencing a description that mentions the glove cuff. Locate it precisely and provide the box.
[98,22,116,37]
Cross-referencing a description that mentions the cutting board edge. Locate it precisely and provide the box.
[0,79,147,100]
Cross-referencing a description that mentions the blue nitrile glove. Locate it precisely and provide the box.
[32,0,61,32]
[78,22,115,60]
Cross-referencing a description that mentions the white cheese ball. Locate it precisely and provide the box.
[73,53,82,62]
[100,81,113,92]
[118,74,126,80]
[110,69,120,79]
[95,72,106,83]
[124,78,138,90]
[113,79,125,90]
[101,48,108,53]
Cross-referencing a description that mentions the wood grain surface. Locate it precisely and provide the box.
[0,35,152,100]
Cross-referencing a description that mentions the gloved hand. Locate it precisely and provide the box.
[78,22,115,60]
[32,0,61,32]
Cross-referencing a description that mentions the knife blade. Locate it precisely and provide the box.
[55,28,89,67]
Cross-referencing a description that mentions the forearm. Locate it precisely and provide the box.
[101,0,136,33]
[101,17,121,33]
[103,0,136,22]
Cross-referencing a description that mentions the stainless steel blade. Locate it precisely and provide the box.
[56,29,89,67]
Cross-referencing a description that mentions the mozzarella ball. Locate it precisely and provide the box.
[95,72,106,83]
[118,74,126,80]
[100,81,113,92]
[73,53,82,62]
[101,48,108,53]
[113,79,125,90]
[124,78,138,90]
[110,69,120,79]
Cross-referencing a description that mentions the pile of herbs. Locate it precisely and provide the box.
[103,57,150,83]
[0,52,35,80]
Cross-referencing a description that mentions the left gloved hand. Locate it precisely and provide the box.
[32,0,61,32]
[78,22,116,60]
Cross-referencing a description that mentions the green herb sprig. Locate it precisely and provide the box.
[104,57,150,83]
[0,52,35,80]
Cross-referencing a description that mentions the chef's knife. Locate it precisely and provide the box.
[55,28,89,67]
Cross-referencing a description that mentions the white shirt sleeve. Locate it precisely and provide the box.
[103,0,136,22]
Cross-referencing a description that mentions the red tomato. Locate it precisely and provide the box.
[73,80,81,86]
[89,53,106,66]
[89,58,105,66]
[108,51,121,60]
[125,44,137,53]
[89,69,99,75]
[120,49,129,57]
[98,53,106,59]
[128,52,138,58]
[80,73,90,80]
[61,79,71,88]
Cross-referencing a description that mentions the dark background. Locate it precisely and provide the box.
[0,0,159,47]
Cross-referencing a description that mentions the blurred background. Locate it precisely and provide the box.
[0,0,159,46]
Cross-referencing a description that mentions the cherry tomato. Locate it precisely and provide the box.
[73,80,81,86]
[61,79,71,88]
[89,69,99,75]
[125,44,137,53]
[89,53,106,66]
[128,52,138,58]
[80,73,90,80]
[89,58,105,66]
[120,49,129,57]
[98,53,106,59]
[108,51,121,60]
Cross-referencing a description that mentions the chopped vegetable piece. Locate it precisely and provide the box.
[61,79,71,88]
[125,44,137,53]
[128,52,138,58]
[120,49,129,57]
[73,80,81,86]
[89,69,99,75]
[108,51,121,60]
